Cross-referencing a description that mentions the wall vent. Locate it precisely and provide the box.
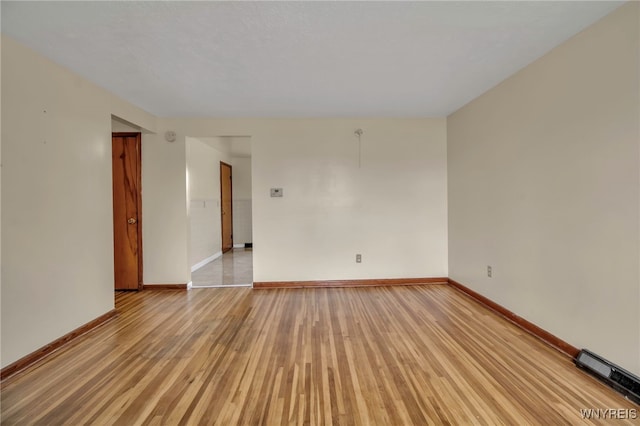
[575,349,640,404]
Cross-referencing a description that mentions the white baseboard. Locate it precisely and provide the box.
[233,244,245,248]
[191,251,222,272]
[187,281,193,289]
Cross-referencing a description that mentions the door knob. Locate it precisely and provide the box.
[128,218,137,224]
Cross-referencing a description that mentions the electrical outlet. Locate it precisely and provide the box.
[356,254,362,263]
[487,265,492,278]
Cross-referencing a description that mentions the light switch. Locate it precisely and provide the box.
[270,188,283,197]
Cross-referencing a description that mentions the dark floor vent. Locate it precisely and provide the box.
[576,349,640,404]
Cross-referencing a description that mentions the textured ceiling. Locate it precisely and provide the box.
[1,1,624,117]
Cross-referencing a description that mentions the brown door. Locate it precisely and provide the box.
[112,133,142,290]
[220,162,233,253]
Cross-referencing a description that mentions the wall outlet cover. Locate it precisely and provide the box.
[270,188,283,197]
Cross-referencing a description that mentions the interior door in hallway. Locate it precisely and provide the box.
[112,133,142,290]
[220,162,233,253]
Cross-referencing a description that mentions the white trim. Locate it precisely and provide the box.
[190,283,253,288]
[187,281,193,289]
[233,244,245,248]
[190,251,222,272]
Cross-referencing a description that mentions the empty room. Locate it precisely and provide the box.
[1,1,639,424]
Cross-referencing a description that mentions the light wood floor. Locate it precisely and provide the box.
[1,285,636,425]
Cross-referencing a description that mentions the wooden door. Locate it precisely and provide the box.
[220,162,233,253]
[112,133,142,290]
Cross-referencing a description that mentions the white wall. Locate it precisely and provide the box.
[252,120,448,282]
[187,137,231,268]
[1,36,156,367]
[232,156,252,245]
[141,132,189,285]
[232,156,252,199]
[447,3,640,375]
[111,117,141,133]
[157,118,448,283]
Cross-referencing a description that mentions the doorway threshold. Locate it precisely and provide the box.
[190,283,253,288]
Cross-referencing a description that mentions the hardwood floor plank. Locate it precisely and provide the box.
[1,285,637,425]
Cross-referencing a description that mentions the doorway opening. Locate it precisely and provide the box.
[186,136,253,287]
[220,161,233,253]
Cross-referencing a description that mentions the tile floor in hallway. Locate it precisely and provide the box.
[191,248,253,287]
